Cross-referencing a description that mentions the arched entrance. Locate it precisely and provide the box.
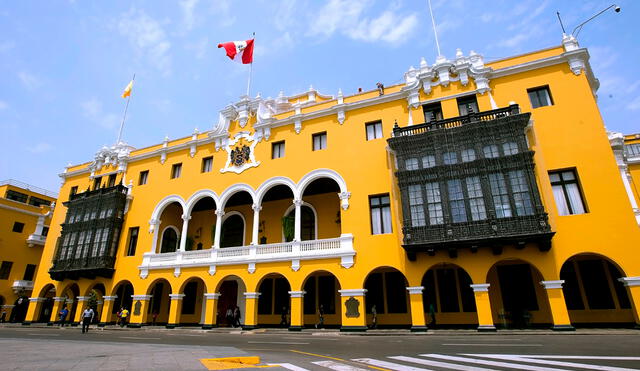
[284,205,316,241]
[216,276,247,327]
[37,284,56,323]
[560,254,633,326]
[364,267,411,328]
[146,279,172,325]
[86,283,105,324]
[487,260,552,328]
[157,201,184,253]
[221,214,245,247]
[422,264,477,328]
[186,196,217,251]
[259,184,295,244]
[302,271,341,328]
[160,227,179,253]
[257,274,292,327]
[111,281,134,321]
[60,283,80,325]
[179,278,206,325]
[300,177,342,240]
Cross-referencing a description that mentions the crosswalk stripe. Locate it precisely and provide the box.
[464,354,640,371]
[469,355,640,361]
[419,353,567,371]
[351,358,431,371]
[312,360,371,371]
[269,363,310,371]
[389,355,496,371]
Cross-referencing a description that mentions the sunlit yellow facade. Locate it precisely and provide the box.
[25,35,640,331]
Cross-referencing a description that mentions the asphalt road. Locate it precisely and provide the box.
[1,326,639,370]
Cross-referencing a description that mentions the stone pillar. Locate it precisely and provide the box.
[73,296,89,325]
[167,294,185,328]
[214,210,225,248]
[406,286,427,332]
[338,289,367,332]
[50,297,66,324]
[619,276,640,328]
[470,284,496,332]
[23,297,44,324]
[288,291,305,331]
[293,199,302,241]
[243,292,261,330]
[203,293,220,329]
[149,219,161,253]
[128,295,152,328]
[100,296,117,326]
[251,204,261,245]
[540,280,574,331]
[179,215,191,251]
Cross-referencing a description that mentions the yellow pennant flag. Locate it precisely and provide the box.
[122,80,133,98]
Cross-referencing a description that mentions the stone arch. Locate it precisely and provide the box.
[150,195,187,222]
[110,280,134,318]
[256,273,292,327]
[215,275,247,327]
[220,211,246,247]
[560,252,633,326]
[185,190,220,216]
[178,277,207,325]
[301,270,343,328]
[38,283,56,298]
[486,259,552,328]
[421,263,477,328]
[36,284,57,323]
[160,225,180,253]
[219,183,256,211]
[363,266,411,328]
[255,176,298,205]
[283,202,318,241]
[59,283,80,324]
[145,278,173,325]
[297,169,348,197]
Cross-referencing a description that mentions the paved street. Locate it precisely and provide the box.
[0,326,639,370]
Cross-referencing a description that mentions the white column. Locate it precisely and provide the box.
[214,210,225,249]
[179,215,191,251]
[293,199,302,242]
[251,204,261,245]
[149,219,161,253]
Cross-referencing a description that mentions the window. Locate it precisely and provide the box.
[549,169,587,215]
[457,95,479,116]
[466,176,487,221]
[483,145,499,158]
[370,194,392,234]
[69,186,78,197]
[489,173,512,218]
[461,149,476,162]
[201,157,213,173]
[625,143,640,157]
[126,227,139,256]
[12,222,25,233]
[503,142,519,155]
[447,179,467,223]
[365,121,383,140]
[42,226,49,237]
[443,152,458,165]
[422,155,436,168]
[0,261,13,279]
[107,174,117,187]
[423,102,443,123]
[28,196,49,207]
[408,185,425,226]
[272,141,285,159]
[509,170,534,216]
[138,170,149,185]
[171,163,182,179]
[23,264,36,281]
[425,182,444,225]
[405,158,419,170]
[6,190,28,203]
[93,176,102,190]
[312,132,327,151]
[528,86,553,108]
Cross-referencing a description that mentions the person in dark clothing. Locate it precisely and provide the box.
[315,304,324,329]
[233,306,241,328]
[58,306,69,327]
[280,306,288,327]
[225,308,234,327]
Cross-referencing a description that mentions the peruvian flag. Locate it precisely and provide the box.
[217,39,254,64]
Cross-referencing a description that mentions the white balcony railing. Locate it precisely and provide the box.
[12,280,34,293]
[26,234,46,247]
[139,234,355,278]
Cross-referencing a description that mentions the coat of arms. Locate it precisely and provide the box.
[221,132,260,174]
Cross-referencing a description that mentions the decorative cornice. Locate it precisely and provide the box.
[169,294,185,300]
[338,289,367,297]
[540,280,564,289]
[618,276,640,287]
[244,292,261,299]
[288,290,306,298]
[470,283,490,292]
[406,286,424,295]
[204,293,221,300]
[131,295,152,300]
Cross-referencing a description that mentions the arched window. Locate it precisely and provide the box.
[160,227,178,253]
[284,205,316,242]
[221,214,245,248]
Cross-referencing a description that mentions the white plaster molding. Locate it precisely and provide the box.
[184,190,220,216]
[139,268,149,279]
[540,280,564,289]
[131,295,152,300]
[189,128,199,157]
[470,283,490,292]
[76,296,89,302]
[208,265,216,276]
[28,297,45,303]
[174,267,181,277]
[204,293,221,300]
[219,183,257,210]
[338,192,351,211]
[160,136,169,164]
[618,276,640,287]
[338,289,367,297]
[288,291,306,298]
[220,131,261,174]
[169,294,185,300]
[406,286,424,295]
[291,259,300,272]
[102,296,118,302]
[247,262,256,274]
[53,296,67,302]
[244,292,261,299]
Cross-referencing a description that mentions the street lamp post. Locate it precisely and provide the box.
[572,4,621,38]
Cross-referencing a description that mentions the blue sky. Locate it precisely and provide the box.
[0,0,638,193]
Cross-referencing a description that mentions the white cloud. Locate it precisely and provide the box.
[180,0,200,31]
[18,71,41,90]
[309,0,417,45]
[185,37,209,59]
[274,0,298,31]
[0,100,7,110]
[627,95,640,111]
[26,143,53,154]
[81,98,120,129]
[118,9,172,76]
[209,0,235,28]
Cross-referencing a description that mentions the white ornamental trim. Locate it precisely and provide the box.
[338,289,367,297]
[618,276,640,287]
[540,280,564,290]
[406,286,424,295]
[288,291,306,298]
[204,293,221,300]
[169,294,185,300]
[470,284,490,292]
[220,131,260,174]
[76,296,89,301]
[131,295,153,300]
[244,292,261,299]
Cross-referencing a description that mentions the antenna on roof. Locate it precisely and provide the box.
[556,11,566,34]
[427,0,442,57]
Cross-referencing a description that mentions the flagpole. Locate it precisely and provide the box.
[246,32,255,97]
[117,73,135,145]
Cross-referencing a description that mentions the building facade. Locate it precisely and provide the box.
[0,180,56,323]
[24,35,640,331]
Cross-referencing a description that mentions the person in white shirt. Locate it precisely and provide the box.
[81,307,94,333]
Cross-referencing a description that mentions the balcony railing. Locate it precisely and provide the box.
[139,234,355,278]
[26,233,46,247]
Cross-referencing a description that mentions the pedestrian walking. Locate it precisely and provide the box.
[225,307,233,327]
[58,306,69,327]
[81,307,94,333]
[119,307,129,327]
[370,304,378,329]
[315,304,324,329]
[233,306,241,328]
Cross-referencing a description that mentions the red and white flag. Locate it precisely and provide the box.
[217,39,254,64]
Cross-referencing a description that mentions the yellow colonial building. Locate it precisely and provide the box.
[24,35,640,331]
[0,180,56,323]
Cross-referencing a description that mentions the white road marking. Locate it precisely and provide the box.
[420,354,565,371]
[119,336,162,340]
[389,355,496,371]
[352,358,431,371]
[269,363,310,371]
[29,333,60,336]
[247,341,310,345]
[312,360,370,371]
[465,354,640,371]
[474,355,640,361]
[441,343,542,346]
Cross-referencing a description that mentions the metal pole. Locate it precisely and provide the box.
[117,73,135,144]
[246,32,255,97]
[556,11,566,34]
[427,0,441,57]
[572,4,620,37]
